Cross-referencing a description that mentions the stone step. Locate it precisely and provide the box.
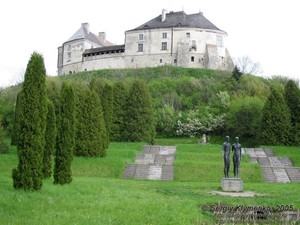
[286,168,300,182]
[258,157,271,167]
[124,146,176,181]
[269,157,284,167]
[273,168,290,183]
[261,167,277,182]
[264,148,275,157]
[254,148,267,157]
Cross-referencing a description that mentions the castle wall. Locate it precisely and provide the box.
[58,22,233,74]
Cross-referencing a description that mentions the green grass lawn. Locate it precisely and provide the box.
[1,140,300,224]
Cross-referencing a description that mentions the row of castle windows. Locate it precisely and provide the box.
[139,32,192,40]
[137,42,168,52]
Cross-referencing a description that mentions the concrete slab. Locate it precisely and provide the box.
[148,165,162,180]
[273,168,290,183]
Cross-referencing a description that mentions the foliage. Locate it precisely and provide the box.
[226,96,264,146]
[10,91,24,146]
[284,80,300,145]
[0,124,8,153]
[110,81,128,141]
[260,87,291,145]
[232,65,243,81]
[101,84,113,148]
[176,109,226,138]
[12,52,47,190]
[54,82,76,184]
[155,104,177,137]
[42,100,57,178]
[124,80,155,143]
[75,89,107,157]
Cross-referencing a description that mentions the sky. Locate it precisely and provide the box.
[1,0,299,87]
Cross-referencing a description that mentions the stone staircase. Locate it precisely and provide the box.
[123,145,176,181]
[244,148,300,183]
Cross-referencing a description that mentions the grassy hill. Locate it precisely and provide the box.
[1,139,300,224]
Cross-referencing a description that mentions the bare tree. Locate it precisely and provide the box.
[234,55,263,75]
[10,68,25,86]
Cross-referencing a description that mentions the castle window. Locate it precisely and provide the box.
[191,40,197,50]
[139,34,144,40]
[174,59,177,64]
[216,34,223,47]
[186,33,190,38]
[138,43,143,52]
[67,52,71,62]
[162,32,167,39]
[67,45,71,51]
[191,56,195,62]
[161,42,167,50]
[160,59,163,63]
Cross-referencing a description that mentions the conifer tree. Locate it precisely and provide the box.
[124,80,155,143]
[12,52,47,190]
[232,66,243,81]
[75,89,107,157]
[101,84,113,147]
[284,80,300,145]
[260,87,291,145]
[0,123,8,154]
[42,100,57,178]
[111,81,127,141]
[11,91,24,146]
[53,82,75,184]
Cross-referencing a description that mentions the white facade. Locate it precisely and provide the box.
[58,11,234,75]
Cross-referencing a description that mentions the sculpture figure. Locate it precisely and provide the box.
[222,136,230,178]
[232,137,242,178]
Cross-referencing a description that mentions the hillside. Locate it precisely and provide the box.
[0,66,296,146]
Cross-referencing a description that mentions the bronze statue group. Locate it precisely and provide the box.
[222,136,242,179]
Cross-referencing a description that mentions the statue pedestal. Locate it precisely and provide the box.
[221,178,243,192]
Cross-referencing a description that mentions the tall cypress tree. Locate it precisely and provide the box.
[284,80,300,145]
[101,84,113,147]
[12,52,47,190]
[111,81,127,141]
[75,89,107,157]
[260,87,291,145]
[11,91,24,146]
[125,80,155,143]
[42,100,57,178]
[53,82,75,184]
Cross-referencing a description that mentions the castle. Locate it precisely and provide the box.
[57,10,234,75]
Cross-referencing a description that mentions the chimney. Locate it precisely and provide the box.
[99,32,106,41]
[81,23,90,34]
[161,9,167,22]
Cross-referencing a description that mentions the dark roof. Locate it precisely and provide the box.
[64,24,112,46]
[83,45,125,56]
[129,11,221,32]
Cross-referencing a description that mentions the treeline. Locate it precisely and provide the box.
[7,52,155,190]
[1,65,300,149]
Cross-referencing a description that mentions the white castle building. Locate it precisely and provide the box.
[57,10,234,75]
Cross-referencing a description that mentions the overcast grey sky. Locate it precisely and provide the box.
[1,0,299,87]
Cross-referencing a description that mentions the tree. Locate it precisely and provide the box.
[12,52,47,190]
[232,66,243,81]
[260,87,291,145]
[75,89,107,157]
[124,80,155,143]
[42,100,57,178]
[53,82,76,184]
[284,80,300,145]
[226,96,264,146]
[11,91,24,146]
[101,84,113,148]
[110,81,127,141]
[0,123,8,154]
[234,55,262,75]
